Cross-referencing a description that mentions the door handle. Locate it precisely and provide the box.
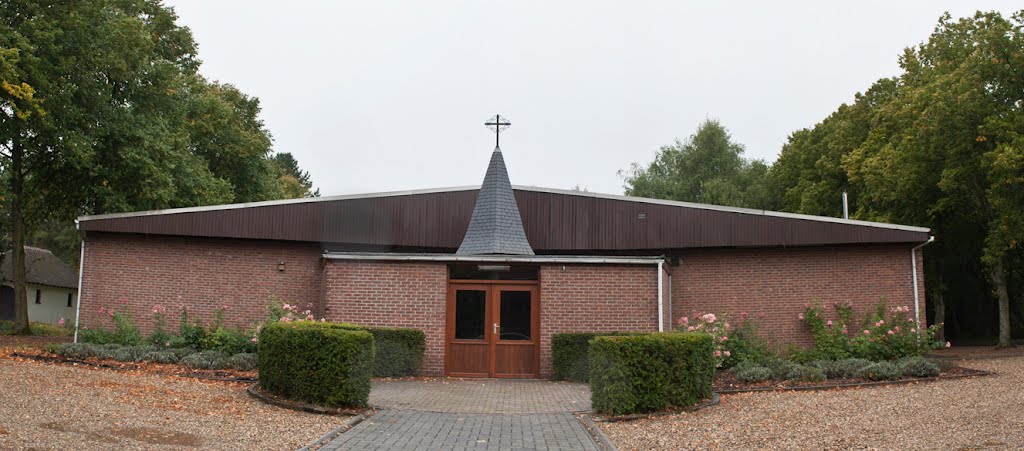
[493,323,498,335]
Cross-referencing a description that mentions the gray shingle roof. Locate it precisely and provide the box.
[456,148,535,255]
[1,247,79,289]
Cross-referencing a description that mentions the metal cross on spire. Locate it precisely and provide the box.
[484,114,511,149]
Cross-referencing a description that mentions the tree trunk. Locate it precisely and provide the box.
[933,290,945,344]
[10,142,30,335]
[993,258,1011,348]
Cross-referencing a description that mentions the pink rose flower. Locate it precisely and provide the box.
[165,341,170,347]
[719,335,728,342]
[946,341,951,348]
[57,318,66,327]
[723,351,731,357]
[863,330,870,335]
[680,316,689,325]
[99,307,106,315]
[251,337,258,343]
[826,320,833,327]
[910,328,916,333]
[713,350,722,357]
[798,313,805,320]
[702,313,717,323]
[887,330,894,335]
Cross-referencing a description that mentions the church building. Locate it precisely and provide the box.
[75,118,931,378]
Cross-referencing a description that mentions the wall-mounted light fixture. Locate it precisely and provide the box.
[277,262,286,272]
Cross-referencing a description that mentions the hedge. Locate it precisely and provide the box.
[589,332,714,416]
[366,327,426,377]
[258,321,374,407]
[551,332,646,382]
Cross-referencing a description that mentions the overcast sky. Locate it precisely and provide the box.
[164,1,1020,197]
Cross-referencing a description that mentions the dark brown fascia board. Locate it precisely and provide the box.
[76,184,931,234]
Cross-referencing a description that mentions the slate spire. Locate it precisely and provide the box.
[456,147,535,255]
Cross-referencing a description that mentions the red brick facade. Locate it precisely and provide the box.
[79,233,925,378]
[321,261,448,375]
[670,245,926,346]
[79,233,323,334]
[538,264,660,377]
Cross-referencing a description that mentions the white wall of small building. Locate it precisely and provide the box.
[24,284,77,325]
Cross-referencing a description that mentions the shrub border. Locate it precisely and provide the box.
[589,392,721,423]
[9,350,258,382]
[246,383,371,416]
[716,370,992,394]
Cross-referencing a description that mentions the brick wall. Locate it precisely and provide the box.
[670,244,926,347]
[539,264,660,377]
[321,260,448,375]
[80,233,323,334]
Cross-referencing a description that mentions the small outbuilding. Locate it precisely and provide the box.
[76,146,931,378]
[1,247,80,325]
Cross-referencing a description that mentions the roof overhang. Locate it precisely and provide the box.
[322,252,665,265]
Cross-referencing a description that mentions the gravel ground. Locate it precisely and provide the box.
[601,357,1024,450]
[0,358,347,450]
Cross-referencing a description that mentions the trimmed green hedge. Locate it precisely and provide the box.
[589,332,714,416]
[366,327,426,377]
[551,332,646,382]
[258,321,374,407]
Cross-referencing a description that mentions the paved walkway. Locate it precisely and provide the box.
[369,379,591,413]
[321,379,604,451]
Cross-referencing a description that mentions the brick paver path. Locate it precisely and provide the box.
[321,379,604,450]
[369,379,591,413]
[321,410,600,451]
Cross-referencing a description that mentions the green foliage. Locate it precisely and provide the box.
[81,310,142,346]
[813,358,873,379]
[0,0,317,330]
[174,307,256,354]
[180,350,231,370]
[733,366,773,383]
[858,361,901,381]
[366,327,425,377]
[798,302,854,361]
[767,360,802,380]
[798,302,941,362]
[143,350,182,364]
[199,327,256,355]
[621,119,775,210]
[769,11,1024,345]
[588,333,714,416]
[111,313,143,346]
[551,332,646,382]
[721,315,776,368]
[226,352,259,371]
[0,321,69,336]
[79,328,116,345]
[258,321,374,408]
[53,343,104,360]
[896,356,941,378]
[784,364,826,382]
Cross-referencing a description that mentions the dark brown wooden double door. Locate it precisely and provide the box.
[445,282,539,378]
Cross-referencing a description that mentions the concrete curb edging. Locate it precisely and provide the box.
[247,383,369,416]
[590,392,721,423]
[297,414,369,451]
[715,370,992,395]
[578,413,618,450]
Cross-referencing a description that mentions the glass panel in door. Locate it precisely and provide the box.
[499,291,531,340]
[454,289,487,340]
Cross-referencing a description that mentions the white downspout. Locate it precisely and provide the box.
[911,236,936,341]
[73,222,86,343]
[657,259,664,332]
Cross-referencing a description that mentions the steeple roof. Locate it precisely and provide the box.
[456,148,535,255]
